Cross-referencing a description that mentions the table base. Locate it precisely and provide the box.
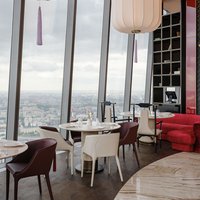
[75,161,104,174]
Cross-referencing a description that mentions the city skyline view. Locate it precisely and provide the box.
[0,90,144,140]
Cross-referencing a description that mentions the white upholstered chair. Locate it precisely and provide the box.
[101,101,131,122]
[38,126,74,175]
[104,105,112,122]
[137,108,162,152]
[81,133,123,187]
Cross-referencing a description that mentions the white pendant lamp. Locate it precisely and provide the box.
[112,0,162,34]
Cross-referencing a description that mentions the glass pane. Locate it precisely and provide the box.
[106,26,128,115]
[71,0,103,120]
[132,33,149,104]
[19,0,67,141]
[0,1,13,139]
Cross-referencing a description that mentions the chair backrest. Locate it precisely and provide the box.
[132,103,152,120]
[138,108,154,135]
[83,133,120,158]
[104,105,112,122]
[101,101,116,122]
[20,138,57,177]
[119,122,138,145]
[38,126,72,151]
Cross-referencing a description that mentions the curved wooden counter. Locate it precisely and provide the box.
[115,152,200,200]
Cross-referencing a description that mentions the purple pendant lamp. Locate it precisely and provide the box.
[37,6,43,45]
[134,39,138,63]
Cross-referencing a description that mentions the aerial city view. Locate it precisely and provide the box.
[0,90,144,140]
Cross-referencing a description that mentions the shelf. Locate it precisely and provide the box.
[162,76,171,86]
[162,63,171,74]
[171,23,181,27]
[154,65,161,75]
[153,86,163,88]
[172,13,180,24]
[152,12,182,108]
[153,29,161,40]
[172,75,180,86]
[162,27,170,38]
[172,50,180,61]
[162,50,171,53]
[172,25,180,37]
[162,52,171,63]
[154,53,161,63]
[153,76,161,86]
[162,15,170,27]
[162,39,171,51]
[172,63,180,74]
[154,41,161,51]
[153,88,163,103]
[171,36,180,39]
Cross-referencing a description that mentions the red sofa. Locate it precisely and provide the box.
[159,113,200,152]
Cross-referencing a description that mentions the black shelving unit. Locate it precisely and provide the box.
[152,12,182,113]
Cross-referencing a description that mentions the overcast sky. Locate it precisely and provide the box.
[0,0,148,93]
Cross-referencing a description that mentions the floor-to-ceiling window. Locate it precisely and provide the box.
[131,33,149,104]
[0,1,13,139]
[71,0,103,120]
[106,26,128,115]
[18,0,67,140]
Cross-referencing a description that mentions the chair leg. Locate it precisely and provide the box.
[108,157,111,174]
[133,144,140,168]
[38,175,42,194]
[154,139,157,153]
[70,151,74,175]
[14,178,19,200]
[45,174,54,200]
[115,155,123,182]
[90,159,96,187]
[66,151,70,168]
[53,153,56,172]
[159,137,162,148]
[137,138,140,148]
[6,169,10,200]
[81,154,84,178]
[122,145,125,160]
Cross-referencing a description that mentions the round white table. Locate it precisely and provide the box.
[0,140,28,159]
[59,121,120,173]
[115,152,200,200]
[121,111,174,119]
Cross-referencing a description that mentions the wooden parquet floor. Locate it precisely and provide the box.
[0,141,177,200]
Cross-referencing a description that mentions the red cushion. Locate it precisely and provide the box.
[171,143,194,152]
[167,130,195,145]
[161,113,200,125]
[162,123,193,134]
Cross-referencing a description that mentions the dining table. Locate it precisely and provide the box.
[120,111,175,120]
[115,152,200,200]
[0,139,28,159]
[59,121,120,173]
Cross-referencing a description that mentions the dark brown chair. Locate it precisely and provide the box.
[118,122,140,167]
[6,138,57,200]
[70,131,81,143]
[69,119,81,144]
